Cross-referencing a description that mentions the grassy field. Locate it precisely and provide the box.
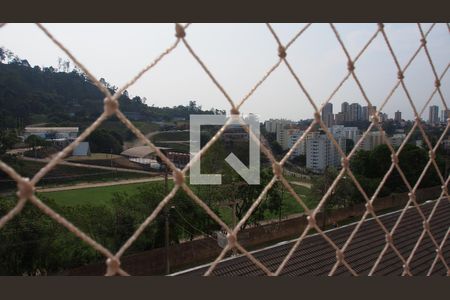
[0,160,150,194]
[40,179,316,226]
[39,181,154,207]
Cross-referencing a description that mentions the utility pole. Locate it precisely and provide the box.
[164,163,170,275]
[279,180,283,222]
[231,199,238,256]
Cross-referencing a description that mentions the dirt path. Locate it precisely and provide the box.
[21,156,156,175]
[36,176,169,193]
[289,181,312,189]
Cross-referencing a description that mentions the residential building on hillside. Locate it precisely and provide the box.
[395,110,402,122]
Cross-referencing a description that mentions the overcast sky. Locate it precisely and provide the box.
[1,23,448,121]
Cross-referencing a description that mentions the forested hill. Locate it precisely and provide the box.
[0,48,223,129]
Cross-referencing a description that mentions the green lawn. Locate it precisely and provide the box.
[39,182,157,207]
[213,185,315,226]
[40,179,315,225]
[151,131,189,142]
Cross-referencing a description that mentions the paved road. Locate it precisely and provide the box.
[36,176,169,193]
[21,156,156,175]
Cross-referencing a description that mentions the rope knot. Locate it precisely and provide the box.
[435,248,443,257]
[434,79,441,87]
[104,97,119,116]
[314,112,321,123]
[175,24,186,38]
[105,257,120,276]
[403,263,411,275]
[385,233,393,244]
[422,220,430,232]
[397,71,404,80]
[227,233,237,248]
[377,23,384,30]
[272,162,283,178]
[420,38,427,46]
[391,154,399,165]
[16,178,34,199]
[278,45,287,58]
[173,170,185,186]
[408,192,416,201]
[347,60,355,71]
[230,107,240,115]
[341,157,349,169]
[335,250,345,263]
[429,150,436,160]
[365,202,374,214]
[371,114,380,124]
[307,215,316,228]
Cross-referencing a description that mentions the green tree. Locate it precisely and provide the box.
[87,129,123,154]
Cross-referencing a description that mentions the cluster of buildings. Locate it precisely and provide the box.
[265,117,405,174]
[428,105,450,126]
[323,102,389,127]
[22,127,91,156]
[265,103,450,174]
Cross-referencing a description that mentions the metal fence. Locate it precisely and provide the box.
[0,23,448,276]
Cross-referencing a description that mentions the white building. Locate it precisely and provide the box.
[264,119,293,134]
[389,133,406,148]
[305,130,346,174]
[330,125,359,143]
[276,126,299,150]
[287,130,306,157]
[23,127,79,141]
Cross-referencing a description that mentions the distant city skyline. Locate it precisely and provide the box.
[1,23,448,121]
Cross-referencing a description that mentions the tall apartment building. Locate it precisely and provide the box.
[277,127,302,150]
[335,112,345,125]
[394,110,402,122]
[441,109,450,123]
[429,105,439,125]
[349,103,362,121]
[362,106,369,121]
[287,130,306,157]
[321,103,334,128]
[357,130,385,151]
[341,102,350,122]
[305,128,346,174]
[379,112,389,122]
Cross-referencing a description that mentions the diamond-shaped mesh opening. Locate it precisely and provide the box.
[0,23,448,276]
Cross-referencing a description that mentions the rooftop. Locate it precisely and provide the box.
[173,200,450,276]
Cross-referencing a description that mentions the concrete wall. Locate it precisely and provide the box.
[65,186,443,276]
